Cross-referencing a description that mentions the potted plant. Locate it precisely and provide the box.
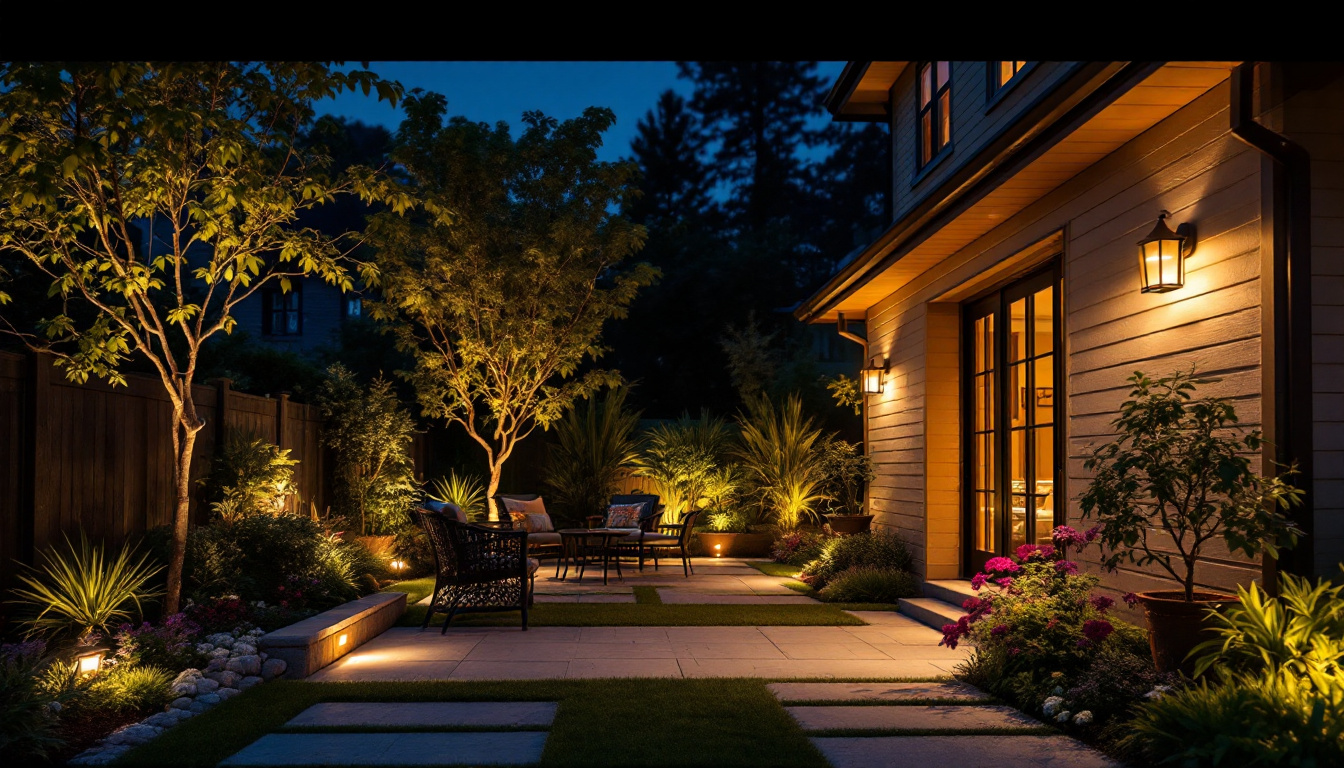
[817,437,876,535]
[1079,369,1303,673]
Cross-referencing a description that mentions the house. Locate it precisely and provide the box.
[231,276,365,354]
[795,61,1342,598]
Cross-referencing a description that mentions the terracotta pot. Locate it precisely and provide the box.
[1136,590,1239,674]
[695,532,773,558]
[825,514,874,535]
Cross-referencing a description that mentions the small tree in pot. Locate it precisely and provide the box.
[816,437,876,534]
[1079,369,1303,673]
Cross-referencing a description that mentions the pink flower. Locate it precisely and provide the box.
[962,596,982,612]
[984,557,1021,575]
[1015,544,1056,562]
[940,616,972,649]
[995,576,1015,588]
[991,623,1009,637]
[1083,526,1102,543]
[1081,619,1114,645]
[1052,525,1082,546]
[1090,595,1115,612]
[970,572,989,590]
[1122,592,1140,607]
[1054,560,1079,575]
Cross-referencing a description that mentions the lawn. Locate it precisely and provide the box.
[119,679,832,767]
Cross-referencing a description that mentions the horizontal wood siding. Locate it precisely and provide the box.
[865,80,1269,599]
[924,304,961,579]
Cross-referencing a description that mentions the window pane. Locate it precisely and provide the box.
[921,64,933,106]
[1010,428,1027,550]
[973,316,985,373]
[936,61,949,88]
[921,112,932,164]
[1034,355,1054,426]
[1033,285,1053,356]
[983,313,995,372]
[1010,362,1027,428]
[1009,298,1027,362]
[999,61,1013,86]
[975,373,987,431]
[939,91,951,147]
[1034,426,1055,545]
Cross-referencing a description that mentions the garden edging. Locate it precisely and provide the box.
[259,590,406,678]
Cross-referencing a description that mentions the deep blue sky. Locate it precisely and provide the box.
[320,61,846,162]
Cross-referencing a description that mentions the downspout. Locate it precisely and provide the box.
[836,314,872,513]
[1229,62,1314,577]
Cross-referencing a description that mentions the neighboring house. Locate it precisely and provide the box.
[232,277,364,354]
[795,61,1342,599]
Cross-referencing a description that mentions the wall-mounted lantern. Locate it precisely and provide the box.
[861,356,888,395]
[1138,211,1196,293]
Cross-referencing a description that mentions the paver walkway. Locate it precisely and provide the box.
[774,683,1121,768]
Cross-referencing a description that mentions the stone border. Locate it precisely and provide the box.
[260,591,407,679]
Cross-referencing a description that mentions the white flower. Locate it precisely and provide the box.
[1073,710,1094,726]
[1056,711,1071,723]
[1042,696,1065,716]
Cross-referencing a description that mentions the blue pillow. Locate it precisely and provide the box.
[423,499,447,512]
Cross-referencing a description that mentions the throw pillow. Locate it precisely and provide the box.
[606,503,644,529]
[502,497,551,532]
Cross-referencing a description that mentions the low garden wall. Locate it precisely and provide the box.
[259,591,407,678]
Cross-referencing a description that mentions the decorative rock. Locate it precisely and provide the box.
[196,692,222,706]
[195,643,215,655]
[143,711,183,728]
[188,700,208,714]
[173,668,202,683]
[239,676,263,690]
[217,687,242,701]
[211,647,232,659]
[104,724,161,746]
[195,677,221,694]
[207,670,242,688]
[259,652,268,661]
[68,744,132,765]
[170,696,193,710]
[228,654,262,676]
[231,643,257,656]
[261,658,287,680]
[171,681,197,697]
[206,633,236,648]
[206,657,228,673]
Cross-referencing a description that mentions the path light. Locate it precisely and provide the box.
[861,356,888,395]
[714,544,722,558]
[338,634,349,647]
[1138,211,1196,293]
[390,559,406,573]
[75,647,105,677]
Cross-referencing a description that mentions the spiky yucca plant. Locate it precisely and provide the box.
[633,411,735,519]
[736,394,827,530]
[428,470,487,520]
[544,388,641,520]
[10,534,163,640]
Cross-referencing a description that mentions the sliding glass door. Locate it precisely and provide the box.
[963,262,1062,573]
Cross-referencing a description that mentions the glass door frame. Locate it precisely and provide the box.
[961,260,1064,575]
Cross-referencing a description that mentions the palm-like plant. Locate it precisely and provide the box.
[633,410,734,518]
[543,388,642,519]
[428,470,487,520]
[9,534,164,640]
[736,394,827,530]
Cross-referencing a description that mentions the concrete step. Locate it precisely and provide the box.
[897,598,964,631]
[923,580,977,608]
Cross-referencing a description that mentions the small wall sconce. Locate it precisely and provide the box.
[861,356,888,395]
[1138,211,1195,293]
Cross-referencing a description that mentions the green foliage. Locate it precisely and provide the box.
[1080,369,1303,600]
[797,529,914,589]
[203,431,298,521]
[316,364,421,535]
[392,526,435,577]
[720,311,778,402]
[816,566,918,603]
[736,394,827,530]
[543,387,641,522]
[824,374,863,416]
[9,534,163,640]
[369,93,657,499]
[81,664,175,715]
[815,437,874,515]
[633,411,735,518]
[704,509,753,534]
[428,470,487,521]
[771,530,830,566]
[0,642,64,762]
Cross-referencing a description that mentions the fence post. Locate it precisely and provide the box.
[214,377,232,451]
[276,391,290,451]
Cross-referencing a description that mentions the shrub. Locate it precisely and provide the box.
[815,437,874,515]
[316,365,421,535]
[0,641,63,762]
[634,411,735,520]
[543,387,641,523]
[184,596,315,635]
[9,534,163,641]
[704,509,753,533]
[735,395,826,530]
[80,664,175,715]
[798,530,914,589]
[113,613,205,670]
[392,525,435,578]
[428,470,488,520]
[817,566,919,603]
[203,431,298,521]
[771,530,829,566]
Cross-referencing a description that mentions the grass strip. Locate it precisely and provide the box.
[806,726,1056,737]
[751,562,802,578]
[380,576,433,606]
[632,585,662,604]
[779,697,997,707]
[782,580,816,595]
[399,602,869,628]
[120,679,830,768]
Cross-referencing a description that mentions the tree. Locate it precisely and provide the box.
[0,62,404,612]
[626,90,714,228]
[370,93,657,504]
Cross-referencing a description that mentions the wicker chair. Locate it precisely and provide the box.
[615,508,702,577]
[491,493,564,575]
[413,508,539,632]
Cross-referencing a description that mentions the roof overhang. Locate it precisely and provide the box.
[798,61,1238,323]
[824,61,908,122]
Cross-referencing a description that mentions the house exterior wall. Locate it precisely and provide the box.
[232,277,352,354]
[864,80,1270,598]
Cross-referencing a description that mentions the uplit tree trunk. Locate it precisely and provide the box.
[165,393,203,615]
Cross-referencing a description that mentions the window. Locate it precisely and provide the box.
[344,296,363,320]
[262,284,302,336]
[990,61,1029,99]
[918,61,952,167]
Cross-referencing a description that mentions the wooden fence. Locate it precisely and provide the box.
[0,350,426,592]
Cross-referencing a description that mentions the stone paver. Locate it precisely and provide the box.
[534,594,635,603]
[658,592,816,604]
[285,702,557,728]
[811,735,1121,768]
[769,681,987,702]
[788,704,1041,731]
[220,732,549,766]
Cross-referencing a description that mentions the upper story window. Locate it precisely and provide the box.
[262,283,302,336]
[918,61,952,168]
[344,296,363,320]
[992,61,1028,94]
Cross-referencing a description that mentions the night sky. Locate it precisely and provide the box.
[320,61,846,162]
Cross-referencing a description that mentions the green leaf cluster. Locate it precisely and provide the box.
[8,533,163,640]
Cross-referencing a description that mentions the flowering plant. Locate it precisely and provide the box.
[771,530,829,566]
[113,613,205,669]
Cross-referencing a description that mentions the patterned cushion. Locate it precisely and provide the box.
[502,498,553,532]
[605,503,644,529]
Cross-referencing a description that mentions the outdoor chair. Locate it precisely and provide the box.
[413,507,538,632]
[605,494,665,571]
[615,508,702,577]
[492,493,564,575]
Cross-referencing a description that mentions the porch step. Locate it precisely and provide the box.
[897,597,964,631]
[922,580,978,608]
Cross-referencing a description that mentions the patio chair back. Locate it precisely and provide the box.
[413,508,460,581]
[610,493,662,531]
[492,493,542,528]
[675,508,702,546]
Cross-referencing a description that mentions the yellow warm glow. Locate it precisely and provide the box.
[861,357,887,395]
[338,634,349,647]
[76,651,103,676]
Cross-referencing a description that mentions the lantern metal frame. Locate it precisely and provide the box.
[1137,211,1196,293]
[861,356,888,395]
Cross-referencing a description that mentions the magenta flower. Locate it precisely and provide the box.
[995,576,1015,588]
[991,623,1009,637]
[1123,592,1140,607]
[1081,619,1114,645]
[1090,595,1115,612]
[940,616,971,649]
[1052,525,1082,546]
[970,572,989,590]
[1054,560,1079,575]
[1014,544,1056,562]
[962,596,982,612]
[1083,526,1102,543]
[984,557,1021,575]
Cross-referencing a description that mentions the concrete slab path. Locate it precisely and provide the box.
[769,681,989,702]
[812,735,1122,768]
[788,704,1042,731]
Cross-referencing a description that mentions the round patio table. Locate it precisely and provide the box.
[556,528,630,585]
